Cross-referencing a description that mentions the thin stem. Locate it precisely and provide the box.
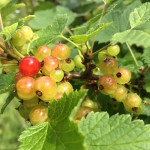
[26,43,31,55]
[0,42,20,60]
[126,42,139,67]
[91,4,107,51]
[59,35,80,49]
[92,43,111,56]
[65,27,73,36]
[0,11,4,31]
[12,44,25,59]
[0,57,7,60]
[0,64,18,68]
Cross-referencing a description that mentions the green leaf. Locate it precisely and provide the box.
[31,14,68,51]
[111,2,150,47]
[0,15,35,41]
[142,48,150,67]
[112,29,150,48]
[0,0,11,9]
[0,73,15,94]
[1,3,25,18]
[28,6,76,30]
[144,70,150,93]
[129,3,150,29]
[0,91,16,114]
[19,90,87,150]
[96,0,141,43]
[79,112,150,150]
[70,23,111,44]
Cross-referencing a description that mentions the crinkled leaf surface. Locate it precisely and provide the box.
[28,6,76,30]
[79,112,150,150]
[19,90,87,150]
[130,2,150,29]
[70,23,111,44]
[31,14,68,51]
[111,2,150,48]
[0,73,15,94]
[96,0,141,43]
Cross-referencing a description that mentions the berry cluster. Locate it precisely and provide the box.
[14,29,76,125]
[9,26,145,125]
[98,45,144,115]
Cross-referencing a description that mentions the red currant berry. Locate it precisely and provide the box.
[41,56,60,76]
[29,105,48,125]
[34,76,57,102]
[123,93,142,113]
[19,56,41,77]
[51,43,70,60]
[16,77,36,100]
[110,85,128,102]
[57,81,73,95]
[74,107,92,120]
[115,68,131,84]
[99,57,118,75]
[35,46,51,62]
[98,75,117,95]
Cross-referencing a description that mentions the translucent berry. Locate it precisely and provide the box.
[41,56,60,76]
[61,58,75,72]
[16,77,36,100]
[74,107,92,120]
[29,105,48,125]
[34,76,57,102]
[82,99,95,109]
[12,30,26,47]
[21,26,33,41]
[57,81,73,96]
[134,103,145,115]
[51,43,70,60]
[98,50,107,62]
[107,45,120,56]
[99,57,118,75]
[98,75,117,95]
[19,56,41,77]
[110,85,128,102]
[82,99,100,112]
[123,93,142,113]
[115,68,131,84]
[35,46,51,62]
[50,68,64,82]
[74,55,85,69]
